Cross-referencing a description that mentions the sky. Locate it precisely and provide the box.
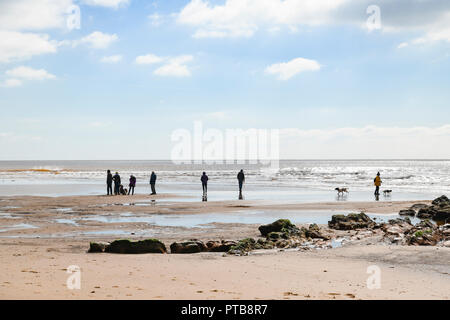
[0,0,450,160]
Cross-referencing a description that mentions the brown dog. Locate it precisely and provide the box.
[335,188,349,196]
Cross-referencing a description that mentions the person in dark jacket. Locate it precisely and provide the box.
[128,175,136,195]
[119,184,127,195]
[237,169,245,193]
[112,172,121,195]
[150,171,157,195]
[201,172,208,195]
[106,170,113,195]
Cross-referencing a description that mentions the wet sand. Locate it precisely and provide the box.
[0,194,448,300]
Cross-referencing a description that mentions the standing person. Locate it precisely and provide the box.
[201,172,208,200]
[237,169,245,199]
[128,175,136,195]
[113,172,121,195]
[150,171,157,195]
[106,170,113,196]
[374,172,382,196]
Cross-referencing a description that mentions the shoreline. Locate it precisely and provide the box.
[0,194,448,300]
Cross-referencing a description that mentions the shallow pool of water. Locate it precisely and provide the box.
[56,210,403,228]
[0,223,38,232]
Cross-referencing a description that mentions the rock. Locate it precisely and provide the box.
[304,224,330,240]
[267,232,286,240]
[381,219,414,244]
[88,241,109,253]
[410,203,429,212]
[417,207,435,219]
[412,196,450,222]
[406,230,439,246]
[228,238,257,254]
[433,207,450,222]
[257,238,274,249]
[274,239,290,248]
[170,240,206,254]
[399,209,416,216]
[383,218,413,231]
[328,213,376,230]
[105,239,167,254]
[383,226,405,237]
[441,240,450,248]
[432,195,450,207]
[205,240,237,252]
[258,219,301,237]
[416,219,437,230]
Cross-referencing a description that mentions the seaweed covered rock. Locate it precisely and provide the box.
[432,195,450,207]
[405,220,441,246]
[417,207,436,219]
[303,224,330,240]
[105,239,167,254]
[414,196,450,222]
[228,238,258,254]
[267,232,286,240]
[88,241,109,253]
[170,240,206,254]
[406,229,440,246]
[258,219,301,237]
[206,240,237,252]
[328,213,376,230]
[433,208,450,222]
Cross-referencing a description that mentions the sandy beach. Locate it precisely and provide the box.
[0,194,448,300]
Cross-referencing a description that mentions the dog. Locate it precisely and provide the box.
[335,188,349,196]
[383,190,392,196]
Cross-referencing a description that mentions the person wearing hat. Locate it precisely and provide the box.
[374,172,382,196]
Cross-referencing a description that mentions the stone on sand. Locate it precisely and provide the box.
[105,239,167,254]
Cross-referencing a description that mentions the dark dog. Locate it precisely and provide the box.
[335,188,349,196]
[383,190,392,196]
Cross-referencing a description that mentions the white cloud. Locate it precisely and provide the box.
[77,31,118,49]
[279,125,450,159]
[154,55,194,77]
[1,66,56,88]
[177,0,349,38]
[5,66,56,81]
[148,13,163,27]
[136,54,194,77]
[1,79,23,88]
[0,0,74,31]
[135,54,164,65]
[0,31,58,63]
[265,57,320,80]
[177,0,450,47]
[100,55,122,63]
[82,0,130,9]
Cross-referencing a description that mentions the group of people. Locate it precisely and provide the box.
[107,169,383,199]
[106,169,246,198]
[106,170,157,196]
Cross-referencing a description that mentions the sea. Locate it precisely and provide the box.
[0,160,448,202]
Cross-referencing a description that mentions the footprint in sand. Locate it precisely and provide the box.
[284,292,299,296]
[345,293,356,299]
